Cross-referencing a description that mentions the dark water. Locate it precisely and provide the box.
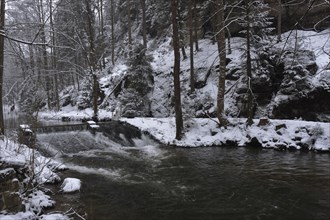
[35,130,330,220]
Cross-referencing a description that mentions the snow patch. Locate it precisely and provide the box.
[61,178,81,193]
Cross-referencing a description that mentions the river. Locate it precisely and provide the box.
[4,112,330,220]
[34,126,330,220]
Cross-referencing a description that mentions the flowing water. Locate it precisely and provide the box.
[33,126,330,220]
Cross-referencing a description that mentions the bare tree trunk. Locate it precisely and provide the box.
[193,0,199,51]
[189,0,195,93]
[0,0,5,135]
[127,0,132,57]
[37,0,51,109]
[215,0,228,127]
[277,0,282,42]
[50,0,60,111]
[111,0,115,65]
[85,0,98,121]
[99,0,106,68]
[245,0,254,126]
[140,0,147,48]
[171,0,183,140]
[177,3,187,60]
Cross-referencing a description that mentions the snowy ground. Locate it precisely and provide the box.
[37,29,330,153]
[122,117,330,152]
[0,138,79,219]
[38,107,329,152]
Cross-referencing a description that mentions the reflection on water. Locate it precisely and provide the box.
[36,131,330,220]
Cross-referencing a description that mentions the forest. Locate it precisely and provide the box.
[0,0,330,219]
[0,0,328,136]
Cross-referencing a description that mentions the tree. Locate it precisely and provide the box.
[0,0,5,135]
[238,0,273,126]
[215,0,228,127]
[245,0,253,126]
[84,0,99,121]
[188,0,195,93]
[140,0,147,48]
[171,0,183,140]
[277,0,282,42]
[193,0,199,51]
[110,0,115,65]
[119,44,153,117]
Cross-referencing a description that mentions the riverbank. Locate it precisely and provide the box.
[0,137,75,220]
[39,108,329,152]
[121,117,330,152]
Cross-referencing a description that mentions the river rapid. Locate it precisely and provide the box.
[35,128,330,220]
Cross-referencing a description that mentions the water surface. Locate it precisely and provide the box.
[36,131,330,220]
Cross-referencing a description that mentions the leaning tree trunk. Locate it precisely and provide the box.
[171,0,184,140]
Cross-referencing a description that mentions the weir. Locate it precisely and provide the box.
[32,123,88,134]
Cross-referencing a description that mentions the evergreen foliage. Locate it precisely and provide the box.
[119,44,154,117]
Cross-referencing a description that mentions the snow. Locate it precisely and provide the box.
[25,190,56,214]
[61,178,81,193]
[36,30,329,153]
[39,105,113,121]
[0,138,65,184]
[0,212,70,220]
[0,138,71,219]
[122,117,330,151]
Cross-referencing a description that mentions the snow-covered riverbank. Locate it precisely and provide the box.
[0,138,80,220]
[122,117,330,152]
[39,108,329,152]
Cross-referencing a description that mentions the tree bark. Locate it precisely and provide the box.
[277,0,282,42]
[111,0,115,65]
[50,0,60,111]
[140,0,147,48]
[215,0,228,127]
[0,0,5,135]
[127,0,132,57]
[37,0,51,109]
[193,0,199,51]
[85,0,98,121]
[189,0,195,93]
[245,0,254,126]
[171,0,183,140]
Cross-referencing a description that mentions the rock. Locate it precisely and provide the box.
[0,168,16,183]
[275,124,287,131]
[246,137,262,148]
[258,118,270,126]
[210,130,218,136]
[0,191,22,213]
[276,143,287,150]
[61,116,71,122]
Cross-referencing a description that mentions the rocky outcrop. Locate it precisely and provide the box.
[232,48,329,122]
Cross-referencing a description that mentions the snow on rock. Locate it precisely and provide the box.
[25,190,56,214]
[40,213,71,220]
[122,118,330,152]
[0,211,35,220]
[0,138,65,184]
[61,178,81,193]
